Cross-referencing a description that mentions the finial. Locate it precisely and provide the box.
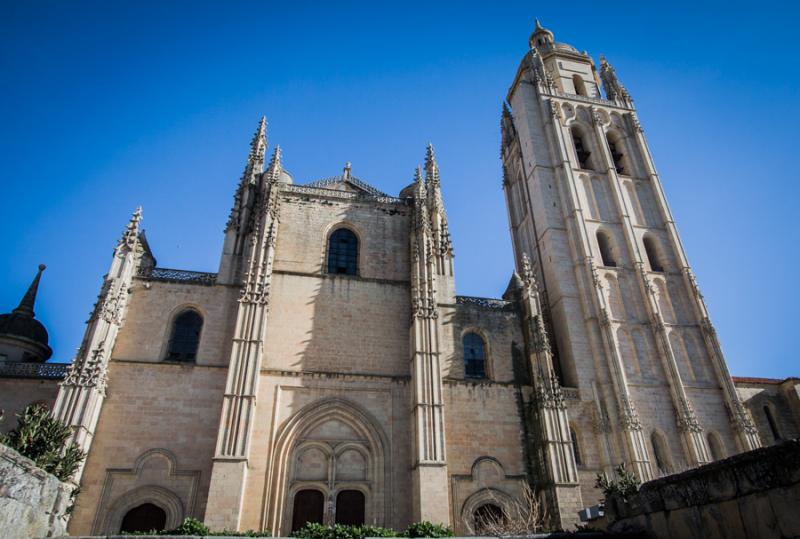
[269,145,282,169]
[424,143,440,185]
[521,253,535,286]
[343,161,352,179]
[13,264,47,318]
[119,206,142,249]
[535,18,543,30]
[414,165,423,184]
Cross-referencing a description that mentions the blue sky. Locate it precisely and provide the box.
[1,1,797,379]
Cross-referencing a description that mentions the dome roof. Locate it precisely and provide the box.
[0,312,49,348]
[0,264,53,361]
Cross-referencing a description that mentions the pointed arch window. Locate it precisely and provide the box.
[606,133,626,174]
[707,432,725,461]
[651,431,672,475]
[571,128,593,170]
[327,228,359,276]
[570,426,582,466]
[643,236,664,272]
[597,231,617,267]
[463,332,487,379]
[166,309,202,362]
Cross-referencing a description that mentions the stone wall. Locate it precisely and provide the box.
[603,439,800,538]
[0,443,73,539]
[0,376,61,434]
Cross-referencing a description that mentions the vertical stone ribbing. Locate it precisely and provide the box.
[53,208,147,484]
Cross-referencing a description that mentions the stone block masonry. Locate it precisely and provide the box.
[0,443,74,539]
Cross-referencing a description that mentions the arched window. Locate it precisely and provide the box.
[597,231,617,267]
[651,431,672,475]
[572,74,587,96]
[291,489,325,532]
[327,228,359,275]
[707,432,725,461]
[570,427,582,466]
[764,405,782,442]
[463,332,487,379]
[166,309,203,362]
[571,127,593,170]
[335,490,365,526]
[474,503,504,533]
[606,133,626,174]
[643,236,664,272]
[119,503,167,534]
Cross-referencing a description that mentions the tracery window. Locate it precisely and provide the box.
[165,309,203,362]
[327,228,359,276]
[463,332,487,379]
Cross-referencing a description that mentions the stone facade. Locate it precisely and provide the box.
[0,443,74,539]
[734,377,800,446]
[0,20,796,538]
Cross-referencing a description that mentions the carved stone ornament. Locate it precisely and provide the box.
[599,307,611,327]
[532,315,552,355]
[590,107,604,126]
[637,262,654,294]
[593,406,611,434]
[536,372,565,410]
[621,404,643,431]
[521,253,536,287]
[549,100,561,120]
[684,268,704,300]
[676,405,703,433]
[99,283,128,326]
[588,258,602,290]
[61,343,109,395]
[631,115,644,133]
[731,401,759,436]
[700,317,717,337]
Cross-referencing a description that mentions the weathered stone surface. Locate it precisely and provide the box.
[0,443,73,539]
[606,440,800,538]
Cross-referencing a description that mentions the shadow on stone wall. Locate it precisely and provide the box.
[602,438,800,538]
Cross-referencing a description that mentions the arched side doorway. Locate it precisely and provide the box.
[291,489,325,532]
[120,503,167,533]
[335,489,365,526]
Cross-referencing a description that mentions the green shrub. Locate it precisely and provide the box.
[402,521,454,538]
[1,403,85,481]
[595,462,641,502]
[291,522,397,539]
[120,517,270,536]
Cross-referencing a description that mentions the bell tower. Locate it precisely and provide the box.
[501,21,760,483]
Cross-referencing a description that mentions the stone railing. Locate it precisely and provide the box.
[283,184,407,205]
[550,88,620,108]
[456,295,516,312]
[137,267,218,286]
[0,362,68,380]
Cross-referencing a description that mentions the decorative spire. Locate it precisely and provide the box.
[535,18,543,30]
[265,145,283,183]
[118,207,142,249]
[13,264,46,318]
[424,143,440,186]
[529,18,555,50]
[343,161,352,180]
[244,116,268,185]
[414,165,424,186]
[599,56,630,103]
[521,252,536,288]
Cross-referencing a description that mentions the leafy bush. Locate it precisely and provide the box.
[402,521,453,538]
[595,462,641,502]
[291,522,396,539]
[290,521,452,539]
[121,517,270,536]
[1,403,85,481]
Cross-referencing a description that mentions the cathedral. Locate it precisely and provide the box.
[1,21,798,536]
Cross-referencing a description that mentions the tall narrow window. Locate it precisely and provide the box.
[651,431,672,475]
[463,332,487,378]
[571,128,593,170]
[643,236,664,272]
[572,74,587,96]
[764,405,782,442]
[570,427,582,466]
[166,309,203,362]
[327,228,359,275]
[597,231,617,267]
[607,135,625,174]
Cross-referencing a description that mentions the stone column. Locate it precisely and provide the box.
[53,208,148,484]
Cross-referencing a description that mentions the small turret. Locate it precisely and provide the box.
[0,264,53,362]
[529,19,555,51]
